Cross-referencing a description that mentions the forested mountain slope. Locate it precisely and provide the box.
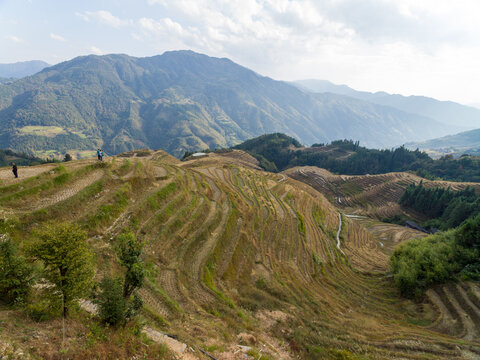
[0,51,455,158]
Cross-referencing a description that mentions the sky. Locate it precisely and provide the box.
[1,0,480,104]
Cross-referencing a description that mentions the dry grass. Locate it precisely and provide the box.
[0,152,479,359]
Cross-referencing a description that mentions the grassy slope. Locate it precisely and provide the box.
[0,150,479,359]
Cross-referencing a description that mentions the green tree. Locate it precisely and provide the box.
[0,234,34,305]
[28,223,94,317]
[95,277,127,326]
[64,153,72,162]
[116,232,145,299]
[95,232,145,326]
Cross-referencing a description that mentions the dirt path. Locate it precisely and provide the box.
[30,170,104,210]
[336,213,345,255]
[0,163,58,186]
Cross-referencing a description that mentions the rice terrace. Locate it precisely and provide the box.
[1,145,480,359]
[3,6,480,356]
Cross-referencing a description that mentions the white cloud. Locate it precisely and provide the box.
[133,0,480,103]
[89,46,103,55]
[75,11,89,22]
[4,0,480,103]
[77,10,131,28]
[50,33,66,42]
[6,35,24,43]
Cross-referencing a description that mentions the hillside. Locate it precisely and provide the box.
[0,60,49,78]
[2,151,480,359]
[236,133,480,182]
[295,79,480,130]
[285,166,480,219]
[406,128,480,158]
[0,149,49,167]
[0,51,457,159]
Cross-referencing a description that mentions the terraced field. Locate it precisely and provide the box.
[286,166,480,219]
[1,150,480,359]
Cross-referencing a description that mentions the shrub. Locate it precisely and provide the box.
[95,277,128,326]
[0,234,34,305]
[116,232,145,299]
[390,231,460,298]
[26,299,59,322]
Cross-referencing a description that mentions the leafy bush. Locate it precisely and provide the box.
[391,213,480,297]
[116,231,145,299]
[390,231,459,298]
[95,277,128,326]
[26,299,60,322]
[94,231,146,327]
[0,234,34,305]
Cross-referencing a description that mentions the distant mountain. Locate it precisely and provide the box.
[0,51,457,158]
[0,77,15,84]
[295,79,480,130]
[0,60,50,78]
[406,128,480,157]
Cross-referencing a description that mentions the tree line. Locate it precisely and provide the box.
[235,133,480,182]
[399,182,480,231]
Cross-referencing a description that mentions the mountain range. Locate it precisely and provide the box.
[405,128,480,157]
[0,60,50,79]
[295,79,480,130]
[0,51,464,158]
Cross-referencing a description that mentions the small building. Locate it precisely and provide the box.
[405,220,429,234]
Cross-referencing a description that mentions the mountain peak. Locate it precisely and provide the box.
[0,60,50,78]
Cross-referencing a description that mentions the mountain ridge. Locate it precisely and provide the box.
[0,51,458,158]
[295,78,480,130]
[406,128,480,157]
[0,60,50,78]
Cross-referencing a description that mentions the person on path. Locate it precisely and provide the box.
[97,149,101,161]
[100,149,104,161]
[12,163,18,178]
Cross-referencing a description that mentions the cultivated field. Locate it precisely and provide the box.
[1,151,479,359]
[286,166,480,220]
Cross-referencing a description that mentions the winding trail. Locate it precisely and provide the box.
[30,169,104,210]
[336,213,345,255]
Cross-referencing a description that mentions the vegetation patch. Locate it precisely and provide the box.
[391,213,480,298]
[18,125,66,137]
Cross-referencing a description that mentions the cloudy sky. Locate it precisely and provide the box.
[1,0,480,104]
